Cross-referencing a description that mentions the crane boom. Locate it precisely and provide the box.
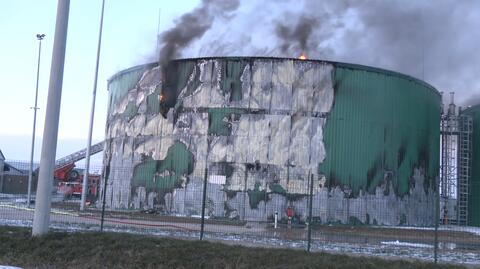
[55,141,104,169]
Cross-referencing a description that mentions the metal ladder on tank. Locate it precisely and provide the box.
[55,141,104,169]
[440,108,459,224]
[457,115,472,226]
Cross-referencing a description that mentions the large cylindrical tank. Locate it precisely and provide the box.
[102,57,440,226]
[460,105,480,226]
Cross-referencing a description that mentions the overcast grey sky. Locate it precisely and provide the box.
[180,0,480,105]
[1,0,479,161]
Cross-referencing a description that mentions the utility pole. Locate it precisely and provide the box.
[32,0,70,236]
[27,33,45,208]
[81,0,105,211]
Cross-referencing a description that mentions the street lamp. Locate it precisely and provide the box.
[81,0,105,211]
[27,33,45,207]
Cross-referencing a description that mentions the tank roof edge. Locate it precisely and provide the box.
[107,62,159,85]
[106,57,439,97]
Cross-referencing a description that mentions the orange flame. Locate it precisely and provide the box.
[298,53,307,60]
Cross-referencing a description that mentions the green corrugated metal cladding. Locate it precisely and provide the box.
[107,63,157,114]
[461,105,480,226]
[319,64,440,197]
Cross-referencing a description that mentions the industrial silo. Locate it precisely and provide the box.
[459,105,480,227]
[102,57,440,226]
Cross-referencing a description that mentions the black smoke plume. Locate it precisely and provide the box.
[156,0,479,105]
[158,0,239,67]
[275,16,318,54]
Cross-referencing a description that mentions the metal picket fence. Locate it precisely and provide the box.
[1,160,480,266]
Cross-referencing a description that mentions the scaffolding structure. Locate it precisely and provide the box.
[457,113,472,225]
[440,95,459,224]
[440,92,472,226]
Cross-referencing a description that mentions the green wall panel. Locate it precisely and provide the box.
[462,105,480,226]
[108,63,156,114]
[132,142,194,193]
[220,59,249,102]
[319,66,440,196]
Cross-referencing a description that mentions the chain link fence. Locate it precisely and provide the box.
[1,160,480,265]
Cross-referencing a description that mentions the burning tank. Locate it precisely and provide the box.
[101,57,440,226]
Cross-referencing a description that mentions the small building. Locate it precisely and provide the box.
[0,150,37,194]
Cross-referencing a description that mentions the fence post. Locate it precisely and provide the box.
[200,167,208,240]
[307,172,314,252]
[434,178,440,263]
[242,169,248,221]
[100,165,109,232]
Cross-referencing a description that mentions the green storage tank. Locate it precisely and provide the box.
[102,57,440,226]
[460,105,480,226]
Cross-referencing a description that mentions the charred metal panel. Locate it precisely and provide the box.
[101,57,440,226]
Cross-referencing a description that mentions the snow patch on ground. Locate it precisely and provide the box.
[372,224,480,236]
[441,225,480,236]
[0,193,63,203]
[381,240,433,248]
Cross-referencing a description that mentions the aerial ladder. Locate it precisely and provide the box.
[54,141,104,198]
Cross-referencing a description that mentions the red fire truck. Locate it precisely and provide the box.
[54,142,103,200]
[55,163,100,198]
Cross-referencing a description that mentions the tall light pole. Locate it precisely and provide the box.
[27,33,45,207]
[32,0,70,236]
[80,0,105,211]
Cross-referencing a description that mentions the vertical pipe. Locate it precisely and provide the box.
[156,8,161,54]
[434,176,440,263]
[0,160,4,193]
[28,34,44,207]
[274,211,278,229]
[242,169,248,221]
[100,165,109,232]
[200,167,208,240]
[81,0,106,211]
[307,173,314,252]
[32,0,70,236]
